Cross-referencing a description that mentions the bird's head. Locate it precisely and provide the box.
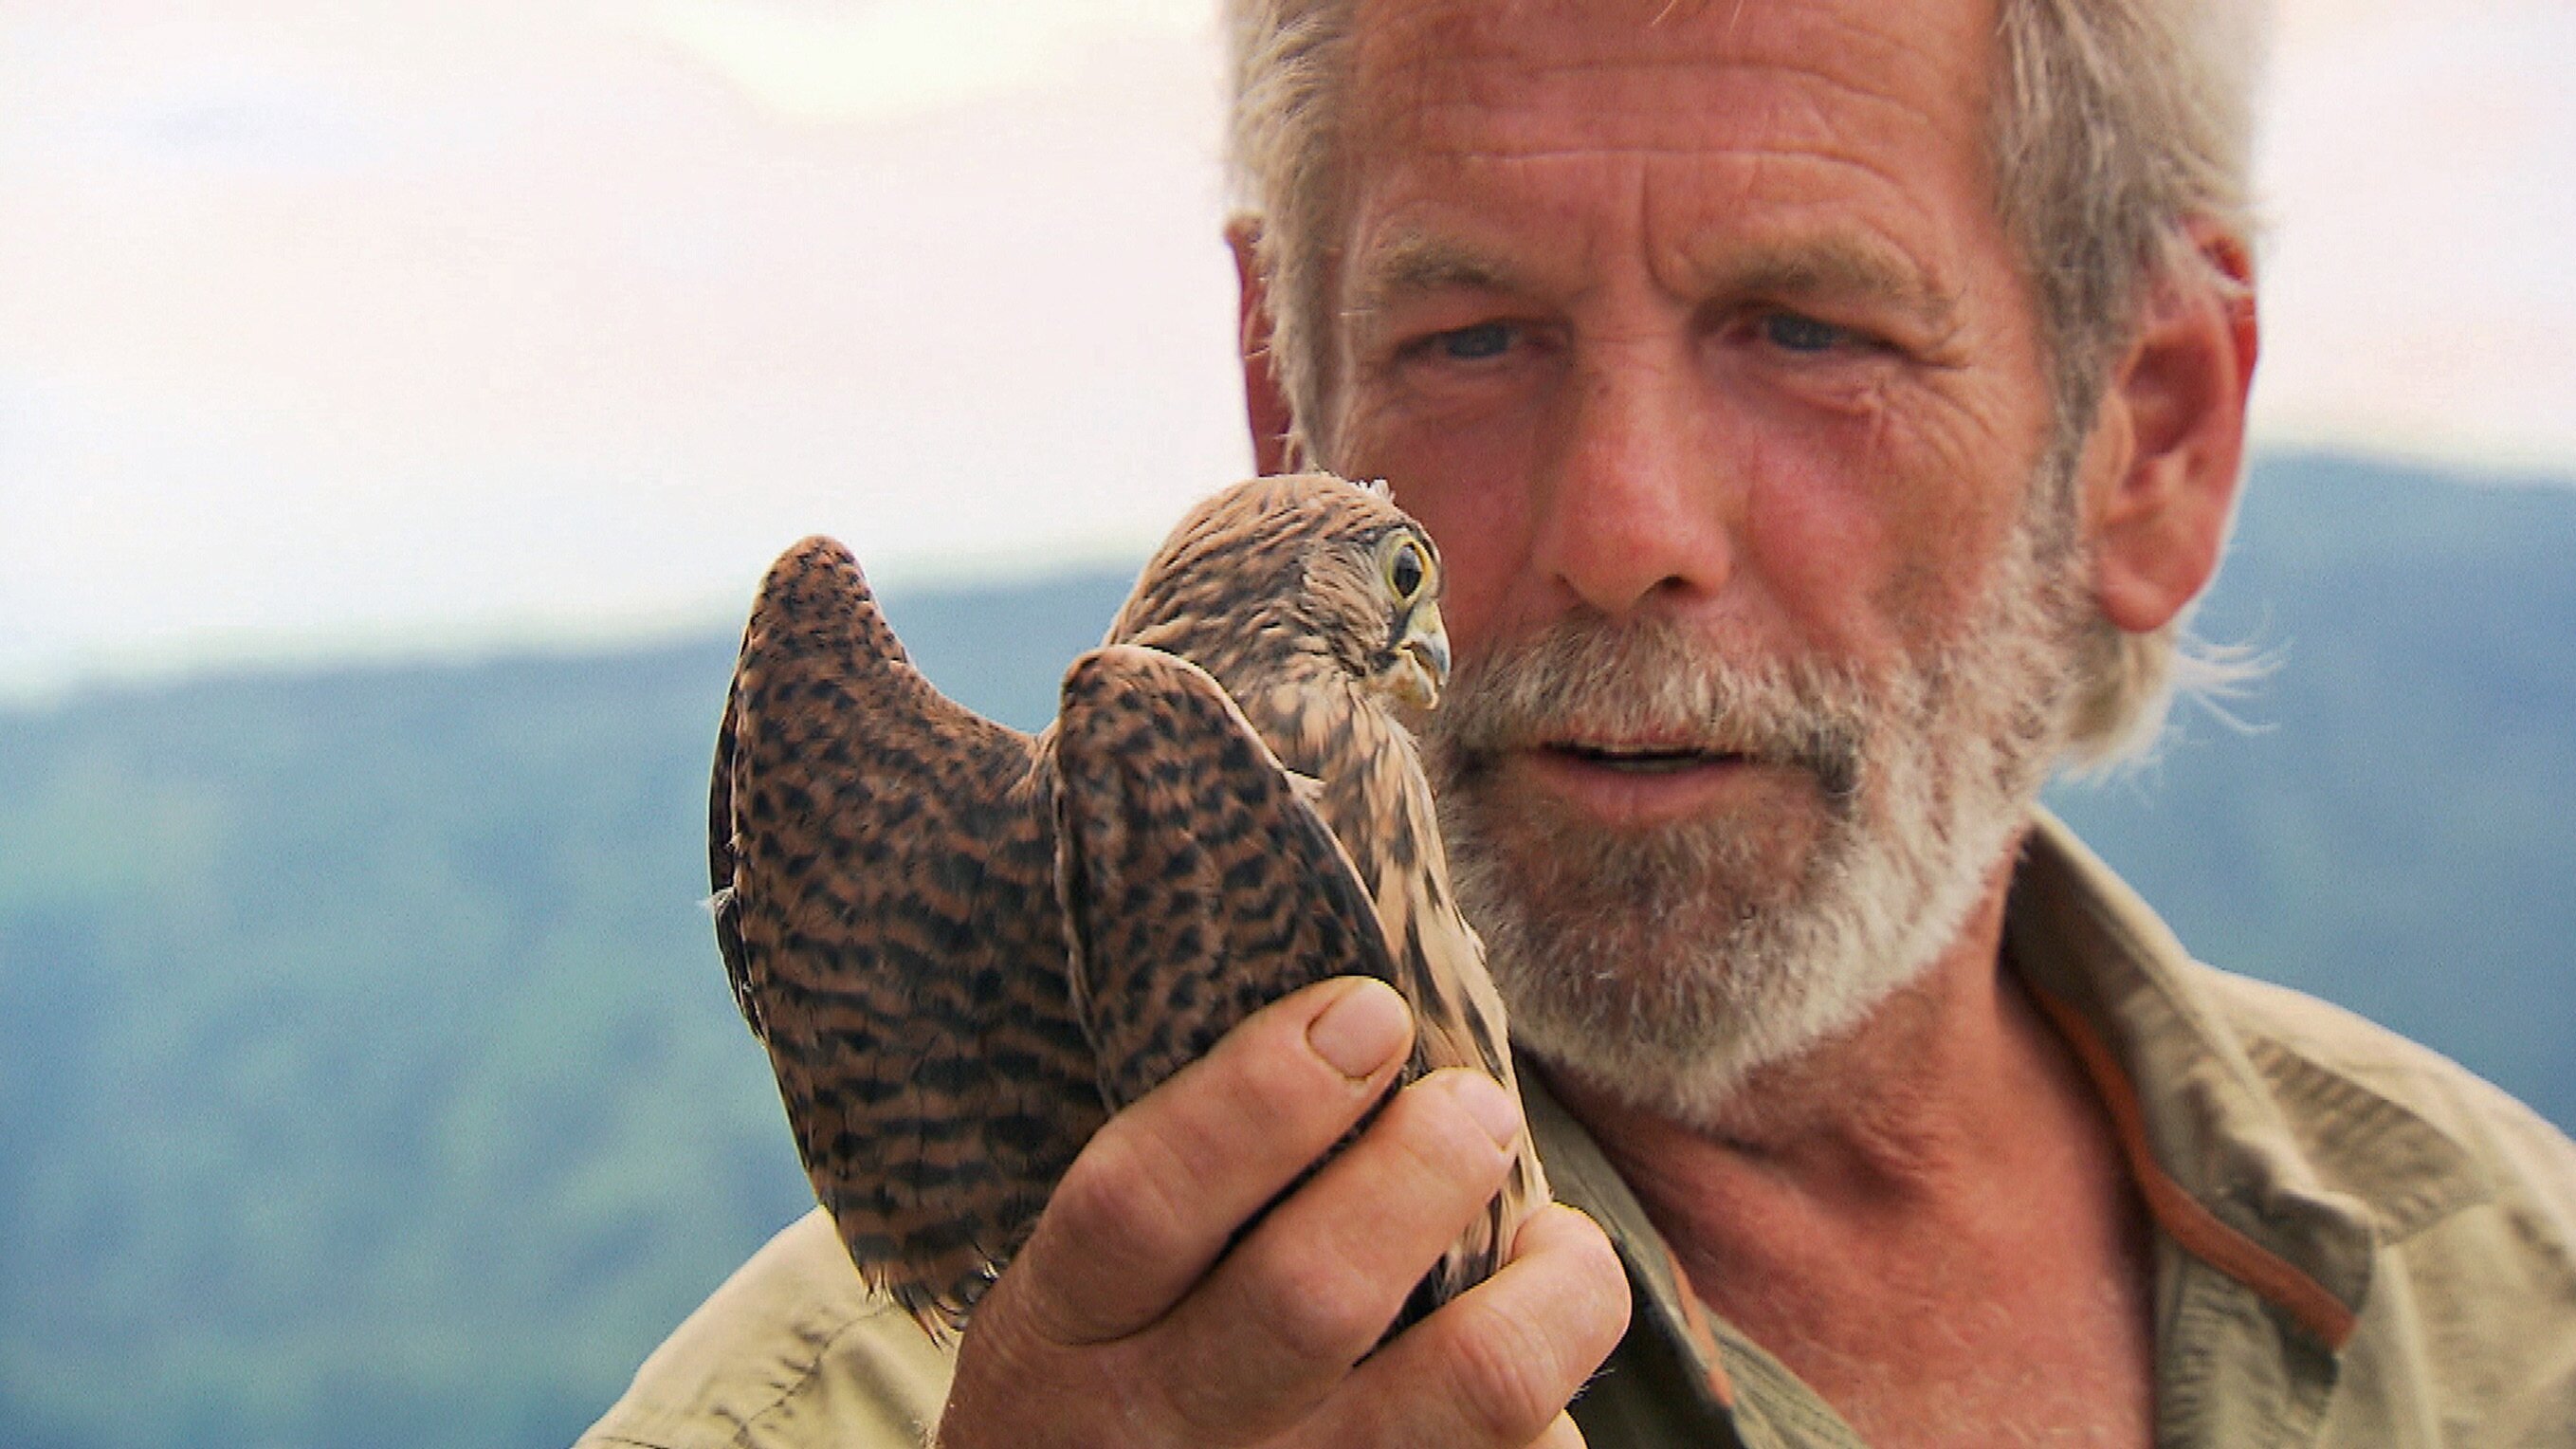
[1112,473,1452,714]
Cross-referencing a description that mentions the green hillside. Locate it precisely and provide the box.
[0,454,2568,1449]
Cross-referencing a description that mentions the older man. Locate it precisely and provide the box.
[582,1,2576,1444]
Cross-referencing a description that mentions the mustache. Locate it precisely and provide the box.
[1422,614,1879,800]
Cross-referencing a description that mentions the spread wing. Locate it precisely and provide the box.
[716,536,1105,1332]
[1051,645,1405,1110]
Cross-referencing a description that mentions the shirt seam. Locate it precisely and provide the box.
[2030,981,2362,1350]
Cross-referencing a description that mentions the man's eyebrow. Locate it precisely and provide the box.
[1705,239,1960,330]
[1341,231,1960,333]
[1343,235,1527,321]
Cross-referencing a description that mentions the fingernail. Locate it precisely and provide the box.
[1307,979,1409,1079]
[1452,1072,1524,1148]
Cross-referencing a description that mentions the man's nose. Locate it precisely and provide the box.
[1530,346,1736,620]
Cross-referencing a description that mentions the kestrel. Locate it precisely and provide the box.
[710,472,1548,1335]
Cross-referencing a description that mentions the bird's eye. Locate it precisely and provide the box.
[1383,536,1430,602]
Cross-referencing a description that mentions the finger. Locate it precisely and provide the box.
[1314,1203,1630,1448]
[1529,1410,1590,1449]
[1004,975,1415,1346]
[1148,1066,1527,1439]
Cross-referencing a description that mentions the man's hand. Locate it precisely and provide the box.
[937,977,1631,1447]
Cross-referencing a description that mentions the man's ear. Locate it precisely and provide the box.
[2089,223,2259,634]
[1228,218,1297,477]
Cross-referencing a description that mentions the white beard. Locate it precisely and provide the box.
[1422,494,2092,1128]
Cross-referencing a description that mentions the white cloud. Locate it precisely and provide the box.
[0,1,1245,700]
[645,0,1212,124]
[2250,0,2576,471]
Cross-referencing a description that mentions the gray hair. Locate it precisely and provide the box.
[1221,0,2272,763]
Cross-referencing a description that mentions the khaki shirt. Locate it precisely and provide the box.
[579,814,2576,1446]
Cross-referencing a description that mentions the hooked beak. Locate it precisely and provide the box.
[1393,599,1451,711]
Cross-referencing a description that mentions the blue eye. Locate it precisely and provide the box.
[1436,321,1514,360]
[1762,312,1847,353]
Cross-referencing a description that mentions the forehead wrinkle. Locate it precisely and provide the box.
[1347,146,1950,310]
[1353,3,1971,162]
[1378,64,1940,165]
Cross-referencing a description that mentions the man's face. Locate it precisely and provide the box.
[1323,0,2093,1114]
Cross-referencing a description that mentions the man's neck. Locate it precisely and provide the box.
[1544,853,2159,1447]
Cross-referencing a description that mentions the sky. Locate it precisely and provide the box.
[3,0,2571,700]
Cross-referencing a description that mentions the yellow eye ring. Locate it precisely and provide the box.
[1382,535,1432,603]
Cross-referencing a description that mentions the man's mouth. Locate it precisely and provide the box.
[1503,737,1792,829]
[1543,743,1746,775]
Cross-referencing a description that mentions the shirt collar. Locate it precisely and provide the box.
[2004,809,2487,1348]
[1524,1063,1741,1411]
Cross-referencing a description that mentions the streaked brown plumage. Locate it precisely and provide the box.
[711,472,1548,1336]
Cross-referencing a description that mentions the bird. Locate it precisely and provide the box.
[709,471,1549,1336]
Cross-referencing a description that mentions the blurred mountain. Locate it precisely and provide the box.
[1,453,2569,1449]
[2049,452,2576,1127]
[0,572,1128,1449]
